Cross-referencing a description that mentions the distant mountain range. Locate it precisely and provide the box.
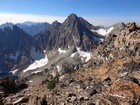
[16,21,50,36]
[0,21,50,36]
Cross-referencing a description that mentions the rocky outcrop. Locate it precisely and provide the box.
[109,22,125,34]
[92,22,140,63]
[0,77,28,104]
[22,22,139,105]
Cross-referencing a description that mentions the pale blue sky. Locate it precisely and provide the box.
[0,0,140,26]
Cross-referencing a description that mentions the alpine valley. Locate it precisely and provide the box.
[0,14,140,105]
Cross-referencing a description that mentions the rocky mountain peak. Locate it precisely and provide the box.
[49,20,61,30]
[68,13,78,20]
[52,20,59,24]
[48,14,100,51]
[63,13,95,30]
[62,13,79,30]
[125,22,137,32]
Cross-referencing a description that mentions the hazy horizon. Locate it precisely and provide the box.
[0,0,140,26]
[0,13,140,27]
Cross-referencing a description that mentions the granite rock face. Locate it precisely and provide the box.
[0,26,33,72]
[45,13,100,51]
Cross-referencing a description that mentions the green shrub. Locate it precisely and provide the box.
[47,77,56,90]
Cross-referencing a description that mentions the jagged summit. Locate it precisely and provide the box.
[52,20,59,24]
[69,13,77,17]
[67,13,78,20]
[63,13,95,30]
[0,22,14,29]
[49,20,61,29]
[46,13,100,51]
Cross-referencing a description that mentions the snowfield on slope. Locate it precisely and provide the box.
[92,27,114,36]
[71,47,91,62]
[11,69,19,74]
[23,55,48,73]
[23,47,91,73]
[23,49,48,73]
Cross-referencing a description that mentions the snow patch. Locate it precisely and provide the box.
[9,51,20,62]
[91,27,114,36]
[30,70,43,74]
[23,55,48,73]
[58,48,66,54]
[70,52,77,57]
[11,69,19,74]
[107,27,114,34]
[56,65,61,72]
[23,48,48,73]
[70,48,91,62]
[23,49,48,73]
[77,47,91,62]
